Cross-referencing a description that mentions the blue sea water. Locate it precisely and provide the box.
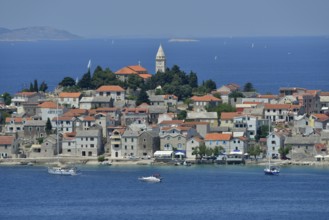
[0,37,329,95]
[1,165,329,220]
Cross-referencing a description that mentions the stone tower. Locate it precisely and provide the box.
[155,44,166,73]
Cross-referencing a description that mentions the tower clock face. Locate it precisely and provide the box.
[157,61,163,66]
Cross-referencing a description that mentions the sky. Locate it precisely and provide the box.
[1,0,329,38]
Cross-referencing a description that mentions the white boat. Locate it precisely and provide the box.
[48,166,78,176]
[138,174,162,183]
[264,159,280,175]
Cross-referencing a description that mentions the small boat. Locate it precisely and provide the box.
[264,158,280,175]
[48,166,78,176]
[138,174,162,183]
[264,166,280,175]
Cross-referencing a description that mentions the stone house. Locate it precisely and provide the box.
[75,128,103,157]
[58,92,82,108]
[109,128,125,158]
[137,130,160,158]
[186,136,204,159]
[264,104,302,122]
[159,126,198,155]
[187,111,218,127]
[0,135,18,158]
[5,117,29,134]
[220,112,241,128]
[191,94,221,112]
[23,120,47,140]
[37,101,65,121]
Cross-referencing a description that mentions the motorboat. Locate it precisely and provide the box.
[48,166,78,176]
[138,174,162,183]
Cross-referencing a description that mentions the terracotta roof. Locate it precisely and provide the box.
[6,117,23,123]
[115,65,148,75]
[312,114,329,122]
[183,121,209,126]
[15,92,36,96]
[0,136,15,145]
[221,112,241,120]
[264,104,300,110]
[191,95,221,102]
[96,85,125,92]
[242,101,263,105]
[59,92,81,98]
[161,126,191,131]
[205,133,232,141]
[82,116,96,121]
[38,101,57,109]
[63,109,88,117]
[139,74,152,79]
[226,83,240,91]
[320,92,329,96]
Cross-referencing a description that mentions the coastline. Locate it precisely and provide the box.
[1,157,329,167]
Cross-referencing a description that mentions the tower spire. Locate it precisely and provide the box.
[155,44,166,73]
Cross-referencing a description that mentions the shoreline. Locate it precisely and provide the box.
[1,157,329,167]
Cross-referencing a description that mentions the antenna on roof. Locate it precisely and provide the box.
[138,60,141,66]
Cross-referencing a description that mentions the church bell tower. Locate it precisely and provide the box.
[155,44,166,73]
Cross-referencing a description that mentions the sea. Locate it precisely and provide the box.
[1,165,329,220]
[0,37,329,95]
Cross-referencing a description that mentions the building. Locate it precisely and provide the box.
[23,120,47,140]
[155,44,166,73]
[95,85,125,101]
[137,130,160,158]
[0,135,18,158]
[264,104,302,122]
[5,117,29,134]
[204,133,232,153]
[266,132,285,159]
[37,101,64,121]
[58,92,81,108]
[115,65,150,82]
[190,95,221,112]
[186,112,218,127]
[75,128,103,157]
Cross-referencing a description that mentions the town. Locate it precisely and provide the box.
[0,44,329,166]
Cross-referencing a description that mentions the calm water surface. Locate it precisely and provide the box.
[1,165,329,220]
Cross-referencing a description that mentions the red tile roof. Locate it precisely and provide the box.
[205,133,232,141]
[115,65,148,75]
[96,85,125,92]
[0,136,15,145]
[139,74,152,79]
[59,92,81,98]
[38,101,57,109]
[191,95,221,102]
[264,104,300,110]
[159,120,184,125]
[221,112,241,120]
[312,114,329,122]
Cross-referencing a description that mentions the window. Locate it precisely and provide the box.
[125,138,127,142]
[143,145,146,149]
[131,146,134,150]
[91,137,94,141]
[272,147,275,150]
[91,144,94,148]
[68,142,71,146]
[125,145,127,150]
[272,141,276,144]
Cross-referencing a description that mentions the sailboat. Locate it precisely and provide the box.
[264,158,280,175]
[48,103,78,176]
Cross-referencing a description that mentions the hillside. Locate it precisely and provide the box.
[0,26,82,41]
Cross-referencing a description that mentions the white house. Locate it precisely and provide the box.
[266,132,285,159]
[58,92,81,108]
[37,101,64,121]
[96,85,125,101]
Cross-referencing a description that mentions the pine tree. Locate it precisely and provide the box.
[33,79,39,92]
[46,117,52,135]
[136,89,150,106]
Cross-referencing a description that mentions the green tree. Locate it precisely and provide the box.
[213,146,224,156]
[29,83,34,92]
[279,144,292,159]
[33,79,39,92]
[46,117,52,135]
[136,88,150,106]
[78,71,92,89]
[255,125,270,142]
[229,90,244,99]
[59,77,76,87]
[203,79,217,92]
[1,92,12,105]
[177,110,187,120]
[127,74,143,91]
[188,71,198,88]
[247,144,262,160]
[243,82,256,92]
[207,103,236,118]
[39,81,48,92]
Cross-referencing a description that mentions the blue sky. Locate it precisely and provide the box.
[1,0,329,38]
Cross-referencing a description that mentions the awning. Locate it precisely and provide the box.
[154,151,173,157]
[175,152,185,156]
[229,151,242,155]
[315,155,323,158]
